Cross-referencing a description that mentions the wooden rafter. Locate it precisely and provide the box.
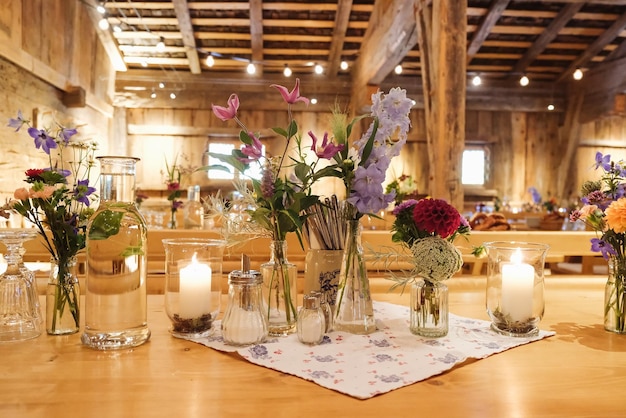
[467,0,510,63]
[327,0,353,77]
[250,0,264,74]
[172,0,201,74]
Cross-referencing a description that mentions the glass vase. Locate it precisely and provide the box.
[303,249,343,313]
[261,240,298,336]
[410,279,448,337]
[605,256,626,333]
[46,256,80,335]
[333,219,375,334]
[82,156,151,350]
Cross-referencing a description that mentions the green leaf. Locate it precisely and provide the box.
[272,126,288,138]
[121,246,145,257]
[88,209,124,240]
[359,117,379,166]
[287,120,297,139]
[240,130,253,145]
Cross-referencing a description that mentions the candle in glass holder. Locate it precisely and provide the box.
[500,248,534,322]
[178,254,212,319]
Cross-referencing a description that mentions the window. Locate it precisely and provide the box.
[205,142,265,181]
[462,149,486,185]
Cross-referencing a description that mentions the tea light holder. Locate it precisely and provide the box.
[162,238,226,338]
[484,241,549,337]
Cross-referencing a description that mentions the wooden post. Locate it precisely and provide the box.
[416,0,466,209]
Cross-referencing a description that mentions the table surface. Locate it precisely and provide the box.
[1,276,624,418]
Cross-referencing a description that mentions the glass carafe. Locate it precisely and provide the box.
[82,156,151,350]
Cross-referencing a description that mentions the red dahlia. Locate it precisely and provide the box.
[25,168,44,179]
[412,198,461,239]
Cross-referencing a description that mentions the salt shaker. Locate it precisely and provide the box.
[297,294,325,346]
[221,255,268,346]
[310,290,333,332]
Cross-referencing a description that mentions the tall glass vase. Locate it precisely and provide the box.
[261,240,298,336]
[333,219,375,334]
[605,256,626,334]
[46,256,80,335]
[82,156,151,350]
[410,279,448,337]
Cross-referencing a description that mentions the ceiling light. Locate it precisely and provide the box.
[113,25,122,33]
[283,64,292,77]
[314,63,323,75]
[472,75,482,86]
[98,18,109,30]
[310,98,318,105]
[411,100,416,106]
[159,82,165,89]
[340,61,348,71]
[141,59,148,68]
[170,92,176,99]
[519,75,529,87]
[573,68,583,80]
[150,90,157,99]
[394,64,403,75]
[206,55,215,67]
[547,104,555,111]
[156,37,165,52]
[247,63,256,74]
[96,3,106,14]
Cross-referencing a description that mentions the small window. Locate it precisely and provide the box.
[207,143,234,179]
[462,149,486,185]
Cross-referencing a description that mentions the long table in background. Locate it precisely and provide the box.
[0,276,624,417]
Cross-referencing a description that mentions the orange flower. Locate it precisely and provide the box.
[13,188,30,200]
[605,198,626,233]
[30,185,55,199]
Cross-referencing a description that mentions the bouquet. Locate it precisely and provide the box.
[385,174,420,205]
[2,110,98,332]
[162,155,185,228]
[569,152,626,332]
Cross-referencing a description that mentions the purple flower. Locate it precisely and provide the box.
[309,131,344,159]
[59,127,77,144]
[7,110,26,132]
[172,200,184,210]
[595,152,612,171]
[392,199,418,215]
[351,165,385,197]
[591,238,616,260]
[73,179,96,206]
[528,187,541,204]
[28,127,57,154]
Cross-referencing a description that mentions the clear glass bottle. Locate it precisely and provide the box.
[183,185,204,230]
[222,255,268,346]
[311,290,333,332]
[261,240,298,336]
[297,294,325,345]
[82,156,151,350]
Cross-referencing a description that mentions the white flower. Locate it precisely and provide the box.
[410,236,463,282]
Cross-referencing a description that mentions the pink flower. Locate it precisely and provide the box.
[30,185,55,199]
[270,78,310,105]
[309,131,344,159]
[14,188,30,200]
[167,182,180,191]
[238,132,263,163]
[212,94,240,121]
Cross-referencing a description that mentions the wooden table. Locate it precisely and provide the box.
[1,276,625,417]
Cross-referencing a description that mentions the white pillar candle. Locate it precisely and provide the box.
[500,249,535,323]
[178,254,212,319]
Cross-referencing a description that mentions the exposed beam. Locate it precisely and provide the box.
[327,0,353,77]
[172,0,201,74]
[605,38,626,61]
[557,11,626,82]
[578,54,626,123]
[84,2,126,71]
[467,0,510,63]
[249,0,264,74]
[512,3,583,74]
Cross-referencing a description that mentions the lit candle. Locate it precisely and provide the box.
[178,253,212,319]
[500,249,534,323]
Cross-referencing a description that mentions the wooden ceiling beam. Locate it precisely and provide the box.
[557,11,626,82]
[467,0,511,64]
[172,0,201,74]
[250,0,264,74]
[84,2,126,72]
[327,0,353,77]
[512,3,582,74]
[577,54,626,123]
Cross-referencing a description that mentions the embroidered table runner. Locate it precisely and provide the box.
[184,301,554,399]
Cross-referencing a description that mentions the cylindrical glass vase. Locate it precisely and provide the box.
[46,256,80,335]
[82,156,151,350]
[410,279,448,337]
[261,240,298,336]
[162,238,225,338]
[304,249,343,312]
[484,241,549,337]
[604,255,626,334]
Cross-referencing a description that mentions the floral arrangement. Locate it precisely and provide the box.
[569,152,626,332]
[2,110,98,332]
[387,198,470,286]
[162,155,187,228]
[385,174,419,205]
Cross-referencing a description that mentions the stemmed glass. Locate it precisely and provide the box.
[0,229,42,342]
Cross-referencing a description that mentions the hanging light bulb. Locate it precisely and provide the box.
[547,104,555,111]
[206,54,215,67]
[159,82,165,89]
[141,59,148,68]
[314,63,323,74]
[283,64,292,77]
[156,37,165,52]
[573,68,583,80]
[519,75,529,87]
[246,62,256,74]
[98,18,109,30]
[394,64,403,75]
[310,98,318,105]
[150,89,157,99]
[472,75,482,86]
[96,3,106,14]
[113,25,122,33]
[340,61,349,71]
[170,92,176,99]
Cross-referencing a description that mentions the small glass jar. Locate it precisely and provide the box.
[297,294,325,346]
[310,290,333,332]
[222,256,268,346]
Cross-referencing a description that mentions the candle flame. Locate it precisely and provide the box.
[511,248,523,264]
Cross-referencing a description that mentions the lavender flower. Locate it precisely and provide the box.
[74,179,97,206]
[595,152,612,171]
[28,127,57,154]
[7,110,26,132]
[591,238,616,260]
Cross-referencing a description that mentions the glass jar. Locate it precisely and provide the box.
[82,156,151,350]
[222,256,268,346]
[297,294,325,345]
[46,256,80,335]
[183,185,204,230]
[410,279,448,337]
[261,240,298,336]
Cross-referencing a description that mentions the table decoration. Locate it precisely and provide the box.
[163,155,184,229]
[570,152,626,333]
[162,238,226,338]
[484,241,549,337]
[2,111,97,335]
[184,301,554,400]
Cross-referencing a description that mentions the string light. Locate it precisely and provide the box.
[141,59,148,68]
[246,63,256,74]
[159,82,165,88]
[340,61,348,71]
[573,68,583,80]
[170,92,176,99]
[472,75,482,86]
[314,63,323,75]
[113,25,122,33]
[394,64,403,75]
[519,75,529,87]
[206,54,215,67]
[156,37,165,52]
[310,98,318,105]
[96,3,106,14]
[98,18,109,30]
[150,89,156,99]
[547,104,555,111]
